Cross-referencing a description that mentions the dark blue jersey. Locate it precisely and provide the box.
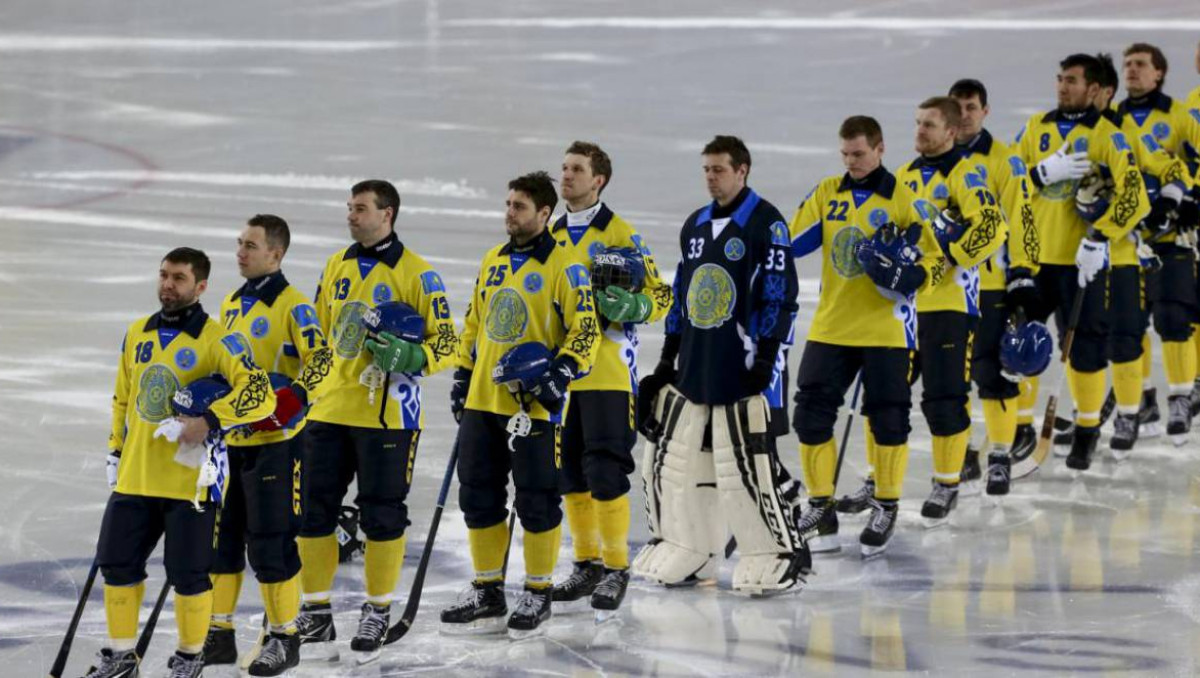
[666,187,799,405]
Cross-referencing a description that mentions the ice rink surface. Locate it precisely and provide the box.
[2,1,1200,675]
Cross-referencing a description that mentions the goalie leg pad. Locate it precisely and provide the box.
[712,396,809,593]
[632,385,723,585]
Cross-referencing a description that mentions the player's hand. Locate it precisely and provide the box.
[858,242,926,295]
[1141,183,1184,236]
[1177,189,1199,232]
[742,338,781,394]
[1004,267,1043,321]
[366,332,427,374]
[178,415,212,446]
[637,360,675,438]
[1075,236,1109,287]
[1135,239,1163,274]
[106,451,121,489]
[249,385,305,432]
[931,209,965,264]
[1035,142,1090,186]
[450,368,471,423]
[531,356,576,414]
[597,285,652,323]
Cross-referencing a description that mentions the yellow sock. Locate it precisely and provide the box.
[800,438,836,498]
[1142,334,1153,381]
[1164,340,1198,395]
[297,534,339,602]
[364,536,407,604]
[175,590,212,654]
[1067,366,1107,427]
[874,444,910,500]
[595,494,631,570]
[1194,328,1200,373]
[982,397,1018,447]
[1017,376,1039,426]
[523,525,562,589]
[261,574,300,629]
[1111,359,1142,413]
[468,521,510,582]
[209,572,243,629]
[864,419,878,479]
[931,430,969,486]
[104,582,145,649]
[563,492,600,562]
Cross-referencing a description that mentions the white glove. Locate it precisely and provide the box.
[1075,237,1109,287]
[154,417,184,443]
[106,452,120,489]
[1036,142,1091,186]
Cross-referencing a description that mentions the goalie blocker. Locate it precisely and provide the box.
[633,384,810,595]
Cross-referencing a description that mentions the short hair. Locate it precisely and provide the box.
[919,96,962,130]
[1059,53,1104,85]
[948,78,988,108]
[508,171,558,214]
[702,135,752,176]
[351,179,401,227]
[162,247,211,283]
[246,214,291,254]
[1095,52,1119,91]
[1124,42,1169,84]
[565,141,613,194]
[838,115,884,147]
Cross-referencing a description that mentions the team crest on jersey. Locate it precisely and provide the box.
[1008,156,1028,177]
[566,264,591,289]
[332,301,369,359]
[868,209,890,229]
[523,272,543,293]
[933,184,950,201]
[831,226,866,278]
[769,221,789,246]
[251,316,270,338]
[1041,178,1079,202]
[685,263,736,329]
[1152,121,1170,140]
[1073,137,1089,153]
[724,237,745,261]
[292,304,318,328]
[420,271,446,294]
[136,364,181,423]
[588,241,606,260]
[373,284,392,305]
[913,199,938,221]
[174,347,196,370]
[221,333,249,357]
[485,288,529,344]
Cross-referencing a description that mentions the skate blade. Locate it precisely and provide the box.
[439,616,508,636]
[355,648,383,666]
[299,642,340,663]
[808,534,842,554]
[593,608,621,624]
[920,515,950,530]
[1109,447,1132,462]
[1052,445,1071,457]
[549,597,591,614]
[860,542,889,559]
[1140,422,1164,439]
[507,625,547,641]
[1170,433,1190,447]
[958,480,982,497]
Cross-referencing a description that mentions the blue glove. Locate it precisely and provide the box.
[856,226,926,296]
[531,356,576,414]
[931,208,965,265]
[450,368,471,423]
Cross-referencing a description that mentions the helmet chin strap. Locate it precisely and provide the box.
[504,384,535,452]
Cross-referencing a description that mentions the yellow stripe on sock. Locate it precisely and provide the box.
[209,572,243,626]
[1164,340,1198,392]
[1067,367,1107,427]
[931,431,969,485]
[523,525,562,589]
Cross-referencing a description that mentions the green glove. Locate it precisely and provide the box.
[365,332,427,374]
[597,285,652,323]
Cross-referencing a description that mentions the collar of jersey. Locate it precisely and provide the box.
[958,128,994,157]
[1041,107,1101,128]
[1117,88,1173,116]
[912,147,962,178]
[231,271,289,306]
[553,202,614,232]
[144,302,208,338]
[500,227,556,263]
[342,231,404,267]
[837,165,897,199]
[694,186,757,228]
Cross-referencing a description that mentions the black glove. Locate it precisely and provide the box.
[743,338,781,394]
[532,356,576,414]
[450,367,471,423]
[1004,267,1043,321]
[1141,195,1179,237]
[637,359,676,439]
[1178,189,1199,233]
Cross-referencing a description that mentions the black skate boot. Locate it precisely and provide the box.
[295,600,337,661]
[835,478,875,514]
[202,625,237,666]
[1110,412,1139,461]
[1168,394,1192,446]
[860,499,899,558]
[350,602,389,653]
[247,632,300,677]
[986,448,1011,496]
[441,580,507,635]
[1053,413,1075,452]
[1191,378,1200,420]
[79,648,138,678]
[960,445,982,496]
[1066,425,1100,471]
[507,587,552,639]
[551,560,603,603]
[1138,387,1163,439]
[590,568,630,620]
[796,497,840,553]
[920,481,959,527]
[1011,423,1037,467]
[166,651,205,678]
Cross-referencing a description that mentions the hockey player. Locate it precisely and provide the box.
[86,248,275,678]
[201,215,332,675]
[947,79,1041,494]
[897,96,1007,523]
[441,170,599,637]
[1015,53,1149,471]
[790,116,943,556]
[296,180,458,659]
[550,142,672,614]
[634,135,810,593]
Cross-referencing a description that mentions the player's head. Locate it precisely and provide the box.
[238,214,289,279]
[348,179,400,246]
[1122,43,1167,97]
[838,115,884,180]
[1057,54,1103,111]
[915,96,960,156]
[561,141,612,207]
[701,135,751,206]
[159,247,210,312]
[1093,53,1119,110]
[506,171,557,242]
[947,78,989,140]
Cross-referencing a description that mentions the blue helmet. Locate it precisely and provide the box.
[360,301,425,344]
[172,375,232,417]
[492,342,553,392]
[1000,320,1053,377]
[591,246,646,293]
[1075,167,1113,223]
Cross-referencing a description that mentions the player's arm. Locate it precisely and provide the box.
[628,230,673,324]
[554,263,601,376]
[946,174,1008,269]
[456,266,485,373]
[288,301,333,403]
[410,269,460,376]
[313,263,332,333]
[108,331,131,452]
[788,183,824,260]
[1133,132,1191,237]
[208,334,276,429]
[1092,130,1149,241]
[750,215,800,344]
[996,154,1040,276]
